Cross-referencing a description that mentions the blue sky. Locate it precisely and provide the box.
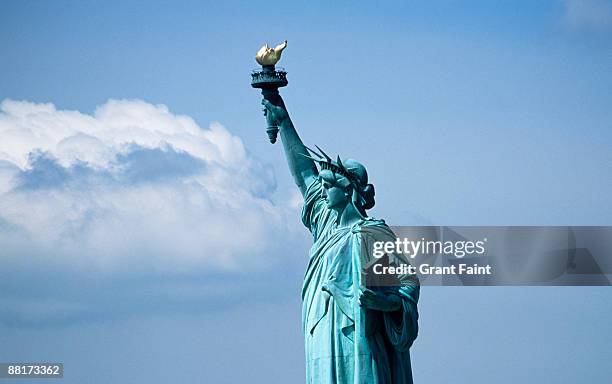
[1,1,611,383]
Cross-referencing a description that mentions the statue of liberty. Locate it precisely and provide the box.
[254,41,420,383]
[262,99,419,384]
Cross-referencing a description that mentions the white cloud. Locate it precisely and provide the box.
[0,99,307,324]
[0,99,247,169]
[563,0,612,31]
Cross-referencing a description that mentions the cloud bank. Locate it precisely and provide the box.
[0,99,305,325]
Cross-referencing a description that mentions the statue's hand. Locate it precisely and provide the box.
[262,99,289,125]
[359,288,402,312]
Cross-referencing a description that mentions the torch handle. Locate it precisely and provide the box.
[261,88,286,144]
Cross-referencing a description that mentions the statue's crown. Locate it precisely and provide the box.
[301,145,362,186]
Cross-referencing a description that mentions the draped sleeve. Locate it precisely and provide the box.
[383,284,419,351]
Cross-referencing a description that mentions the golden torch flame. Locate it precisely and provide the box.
[255,40,288,66]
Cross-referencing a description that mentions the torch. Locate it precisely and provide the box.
[251,40,288,144]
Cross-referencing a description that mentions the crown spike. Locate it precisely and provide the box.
[315,145,331,162]
[299,152,323,163]
[336,156,346,170]
[304,145,323,159]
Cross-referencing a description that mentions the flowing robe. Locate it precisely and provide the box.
[301,179,420,384]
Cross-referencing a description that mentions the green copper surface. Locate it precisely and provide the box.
[260,74,419,384]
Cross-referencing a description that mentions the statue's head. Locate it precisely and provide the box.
[319,158,375,216]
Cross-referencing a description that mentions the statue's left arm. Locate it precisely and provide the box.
[382,284,419,351]
[359,285,419,351]
[359,229,420,351]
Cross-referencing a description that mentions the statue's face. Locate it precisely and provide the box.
[321,180,348,210]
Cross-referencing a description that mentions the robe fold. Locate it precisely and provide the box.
[301,179,420,384]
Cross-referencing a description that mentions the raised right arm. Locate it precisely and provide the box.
[262,98,318,196]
